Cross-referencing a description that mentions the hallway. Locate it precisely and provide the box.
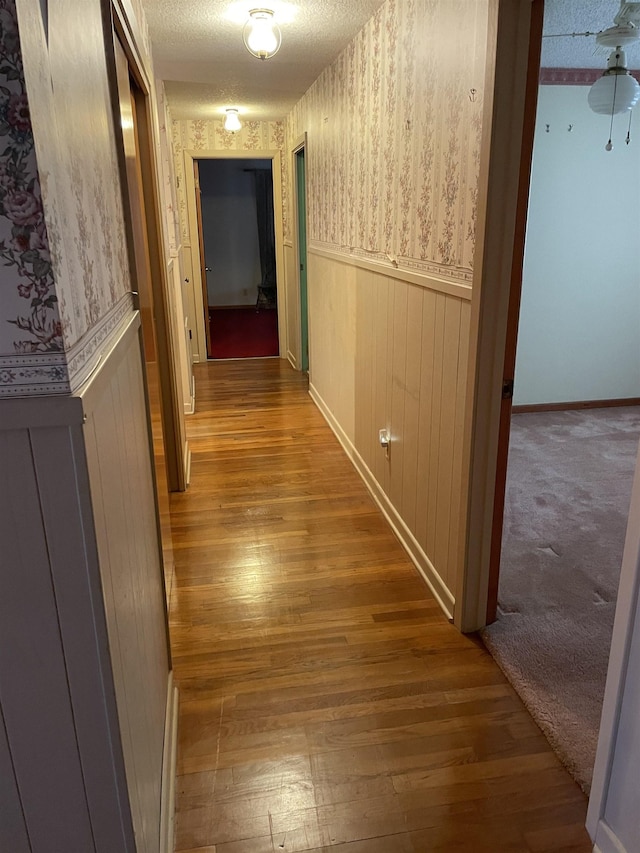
[168,360,591,852]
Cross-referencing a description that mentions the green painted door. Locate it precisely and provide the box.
[296,149,309,372]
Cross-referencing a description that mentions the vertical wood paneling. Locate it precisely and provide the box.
[448,299,472,588]
[85,385,147,847]
[307,254,356,443]
[307,250,470,608]
[30,424,134,852]
[401,285,424,534]
[0,431,95,851]
[425,293,446,560]
[0,707,30,853]
[434,297,463,590]
[83,327,169,853]
[415,289,437,550]
[390,283,408,511]
[355,267,374,467]
[372,275,390,487]
[383,279,395,494]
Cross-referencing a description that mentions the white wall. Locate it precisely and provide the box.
[514,85,640,406]
[198,158,269,307]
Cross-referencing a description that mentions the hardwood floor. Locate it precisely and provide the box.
[168,359,591,853]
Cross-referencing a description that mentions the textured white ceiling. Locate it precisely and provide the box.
[142,0,639,121]
[141,0,387,120]
[542,0,639,68]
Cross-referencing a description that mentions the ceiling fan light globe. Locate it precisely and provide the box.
[588,72,640,114]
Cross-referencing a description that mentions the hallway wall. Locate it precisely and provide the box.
[285,0,488,612]
[1,1,174,849]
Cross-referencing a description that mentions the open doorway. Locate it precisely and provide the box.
[479,1,640,794]
[195,158,279,360]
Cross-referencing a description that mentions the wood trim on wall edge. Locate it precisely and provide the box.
[513,398,640,414]
[159,675,178,853]
[308,245,472,301]
[309,382,455,621]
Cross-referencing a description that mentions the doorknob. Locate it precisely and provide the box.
[205,267,211,272]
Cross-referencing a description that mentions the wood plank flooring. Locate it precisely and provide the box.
[168,358,592,853]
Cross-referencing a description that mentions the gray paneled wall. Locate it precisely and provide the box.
[0,313,170,852]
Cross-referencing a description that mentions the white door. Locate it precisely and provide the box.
[588,439,640,851]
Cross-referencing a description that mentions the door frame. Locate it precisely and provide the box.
[108,0,187,492]
[292,134,309,372]
[183,149,286,362]
[455,0,544,631]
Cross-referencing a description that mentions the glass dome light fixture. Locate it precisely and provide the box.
[224,108,242,132]
[588,47,640,150]
[242,9,282,60]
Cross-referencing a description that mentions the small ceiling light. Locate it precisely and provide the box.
[224,108,242,132]
[243,9,281,60]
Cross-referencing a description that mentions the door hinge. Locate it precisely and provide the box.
[502,379,514,400]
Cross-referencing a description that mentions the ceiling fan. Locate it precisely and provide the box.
[544,2,640,147]
[544,2,640,51]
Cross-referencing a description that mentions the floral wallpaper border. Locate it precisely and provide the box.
[0,351,69,395]
[66,292,135,391]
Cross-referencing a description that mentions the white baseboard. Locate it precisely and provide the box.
[184,375,195,415]
[287,350,298,370]
[594,820,628,853]
[184,442,192,487]
[160,675,179,853]
[308,383,455,621]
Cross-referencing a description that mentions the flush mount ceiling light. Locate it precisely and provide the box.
[224,108,242,132]
[242,9,281,60]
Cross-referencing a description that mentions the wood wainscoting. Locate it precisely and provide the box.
[0,312,175,852]
[306,247,471,618]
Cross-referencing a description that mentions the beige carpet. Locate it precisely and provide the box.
[481,406,640,793]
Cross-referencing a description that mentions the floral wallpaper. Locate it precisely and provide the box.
[172,119,287,245]
[156,82,180,257]
[286,0,488,282]
[0,0,68,394]
[2,0,138,395]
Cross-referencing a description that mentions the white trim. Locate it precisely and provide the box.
[184,374,195,415]
[159,676,179,853]
[183,442,192,486]
[594,820,628,853]
[587,440,640,840]
[308,244,472,301]
[287,351,298,370]
[309,382,455,621]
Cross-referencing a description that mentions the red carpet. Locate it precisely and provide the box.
[209,307,279,359]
